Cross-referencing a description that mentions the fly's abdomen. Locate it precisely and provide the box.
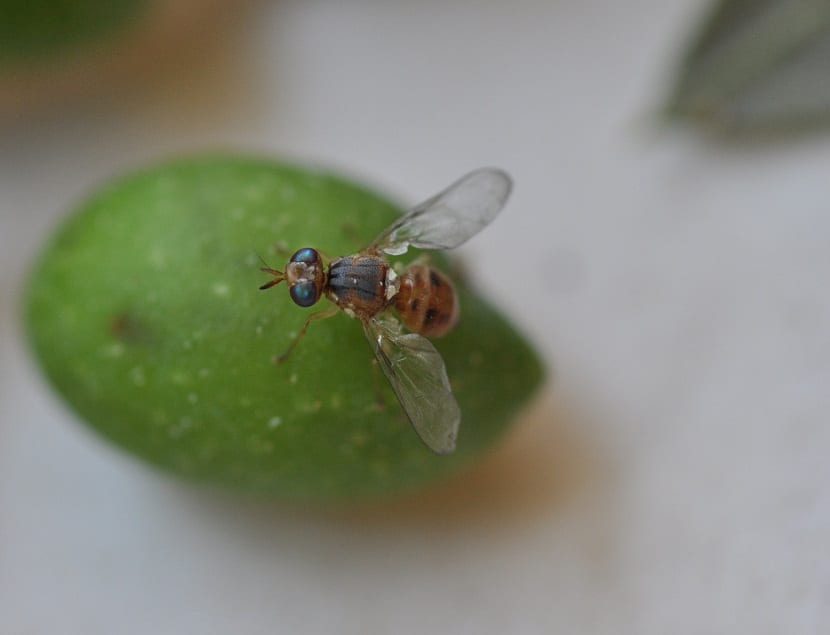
[326,255,389,319]
[394,265,458,337]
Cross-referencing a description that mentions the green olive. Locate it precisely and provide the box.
[25,155,544,502]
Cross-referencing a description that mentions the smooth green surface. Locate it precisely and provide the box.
[0,0,146,68]
[25,155,543,501]
[667,0,830,131]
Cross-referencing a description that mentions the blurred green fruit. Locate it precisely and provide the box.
[25,155,543,502]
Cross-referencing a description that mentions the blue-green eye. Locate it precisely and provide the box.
[290,281,319,307]
[291,248,319,265]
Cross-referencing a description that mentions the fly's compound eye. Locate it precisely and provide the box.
[290,247,320,265]
[289,280,320,307]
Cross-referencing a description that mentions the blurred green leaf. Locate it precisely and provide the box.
[0,0,146,68]
[668,0,830,131]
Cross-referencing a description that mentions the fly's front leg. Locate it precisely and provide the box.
[274,305,339,364]
[269,241,290,259]
[340,221,364,251]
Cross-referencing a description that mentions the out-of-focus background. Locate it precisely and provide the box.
[2,1,829,633]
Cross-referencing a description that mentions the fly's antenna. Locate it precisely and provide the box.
[257,253,274,269]
[259,268,285,290]
[257,253,285,291]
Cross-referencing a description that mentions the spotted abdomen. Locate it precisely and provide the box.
[394,265,458,337]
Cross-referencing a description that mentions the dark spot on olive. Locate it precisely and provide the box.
[110,313,130,337]
[425,308,438,322]
[410,299,420,311]
[110,312,149,343]
[429,271,441,287]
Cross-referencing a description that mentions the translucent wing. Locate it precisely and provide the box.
[363,317,460,454]
[370,168,512,256]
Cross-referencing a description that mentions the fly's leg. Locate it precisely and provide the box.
[274,305,339,364]
[340,221,364,251]
[270,241,290,259]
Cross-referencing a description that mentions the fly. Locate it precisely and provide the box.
[259,168,512,454]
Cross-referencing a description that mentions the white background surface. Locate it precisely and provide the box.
[2,1,829,633]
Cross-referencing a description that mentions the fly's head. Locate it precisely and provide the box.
[259,247,326,308]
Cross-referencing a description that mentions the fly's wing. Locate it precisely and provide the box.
[369,168,512,256]
[363,317,461,454]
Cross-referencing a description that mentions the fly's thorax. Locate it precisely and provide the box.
[325,254,391,320]
[394,264,458,337]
